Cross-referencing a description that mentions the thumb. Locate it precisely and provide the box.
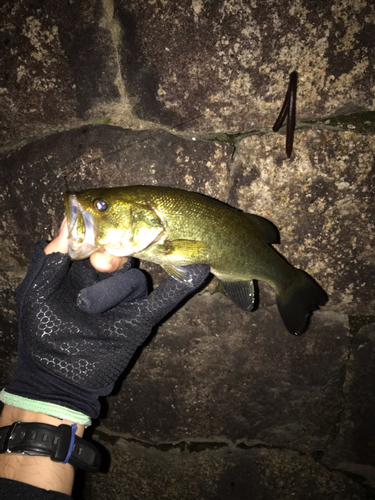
[44,218,69,255]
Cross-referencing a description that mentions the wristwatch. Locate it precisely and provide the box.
[0,422,101,472]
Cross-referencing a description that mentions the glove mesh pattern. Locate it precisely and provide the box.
[18,246,209,390]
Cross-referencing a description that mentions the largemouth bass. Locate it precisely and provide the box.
[64,185,327,335]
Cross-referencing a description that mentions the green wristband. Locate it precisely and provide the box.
[0,390,91,427]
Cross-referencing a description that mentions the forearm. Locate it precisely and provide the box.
[0,404,84,495]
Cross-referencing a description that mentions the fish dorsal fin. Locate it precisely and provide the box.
[243,214,280,244]
[221,280,256,311]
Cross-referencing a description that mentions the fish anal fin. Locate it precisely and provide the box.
[221,280,256,311]
[243,214,280,244]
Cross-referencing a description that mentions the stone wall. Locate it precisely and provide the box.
[0,1,374,498]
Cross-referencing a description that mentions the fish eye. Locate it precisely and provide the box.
[93,198,109,212]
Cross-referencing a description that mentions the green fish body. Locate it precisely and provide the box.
[64,185,327,334]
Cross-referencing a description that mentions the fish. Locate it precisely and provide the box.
[64,185,327,335]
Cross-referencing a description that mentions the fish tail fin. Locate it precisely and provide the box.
[276,270,328,335]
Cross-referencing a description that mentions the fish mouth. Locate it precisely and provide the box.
[64,192,99,260]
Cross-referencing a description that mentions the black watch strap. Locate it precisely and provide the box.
[0,422,101,472]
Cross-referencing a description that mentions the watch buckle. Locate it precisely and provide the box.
[4,421,21,453]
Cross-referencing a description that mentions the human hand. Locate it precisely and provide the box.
[2,225,210,424]
[0,223,156,492]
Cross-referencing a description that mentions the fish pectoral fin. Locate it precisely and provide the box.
[221,280,256,311]
[162,240,208,284]
[163,239,208,260]
[163,265,195,285]
[243,214,280,244]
